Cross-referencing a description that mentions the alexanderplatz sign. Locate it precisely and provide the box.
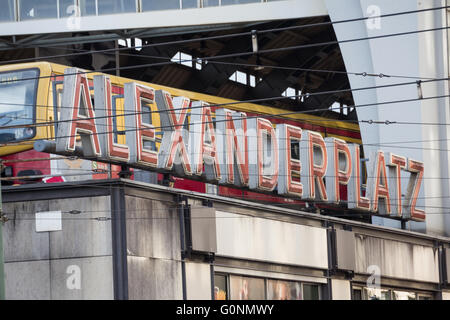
[35,68,425,222]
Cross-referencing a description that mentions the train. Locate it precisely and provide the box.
[0,62,362,209]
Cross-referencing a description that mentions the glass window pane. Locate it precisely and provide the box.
[229,275,265,300]
[141,0,180,11]
[267,280,302,300]
[19,0,58,20]
[221,0,261,6]
[203,0,219,7]
[182,0,198,9]
[214,274,228,300]
[143,139,156,151]
[98,0,136,15]
[80,0,96,16]
[0,69,39,143]
[303,283,320,300]
[393,290,417,300]
[60,0,77,18]
[0,0,15,22]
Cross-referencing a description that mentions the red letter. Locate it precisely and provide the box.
[367,151,391,214]
[277,124,302,197]
[61,70,101,157]
[301,131,328,201]
[404,159,425,221]
[348,144,371,211]
[94,75,130,162]
[124,82,158,167]
[189,101,221,181]
[325,137,352,204]
[155,90,192,175]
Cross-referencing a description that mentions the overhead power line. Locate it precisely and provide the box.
[0,4,447,74]
[0,25,448,84]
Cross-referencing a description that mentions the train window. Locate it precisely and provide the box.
[352,288,363,300]
[143,139,157,151]
[0,68,39,143]
[79,0,97,16]
[393,290,417,300]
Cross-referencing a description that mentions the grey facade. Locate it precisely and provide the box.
[2,179,450,300]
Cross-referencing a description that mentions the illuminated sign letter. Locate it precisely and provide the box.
[367,151,391,214]
[216,108,249,187]
[404,159,425,221]
[155,90,192,176]
[277,124,302,197]
[347,144,371,211]
[56,68,101,157]
[124,82,158,167]
[189,101,221,181]
[386,153,406,217]
[325,137,352,204]
[248,118,279,191]
[94,75,130,162]
[300,131,328,201]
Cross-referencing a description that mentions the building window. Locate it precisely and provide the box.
[19,0,58,20]
[302,283,320,300]
[229,275,265,300]
[353,286,433,300]
[182,0,199,9]
[141,0,180,11]
[0,0,15,22]
[202,0,219,7]
[221,0,261,6]
[97,0,136,15]
[79,0,97,16]
[214,274,228,300]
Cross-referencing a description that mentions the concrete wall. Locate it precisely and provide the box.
[215,210,328,269]
[355,235,440,283]
[125,195,183,300]
[2,196,114,300]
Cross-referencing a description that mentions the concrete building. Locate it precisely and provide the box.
[2,179,450,300]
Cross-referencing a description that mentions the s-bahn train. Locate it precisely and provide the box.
[0,62,362,209]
